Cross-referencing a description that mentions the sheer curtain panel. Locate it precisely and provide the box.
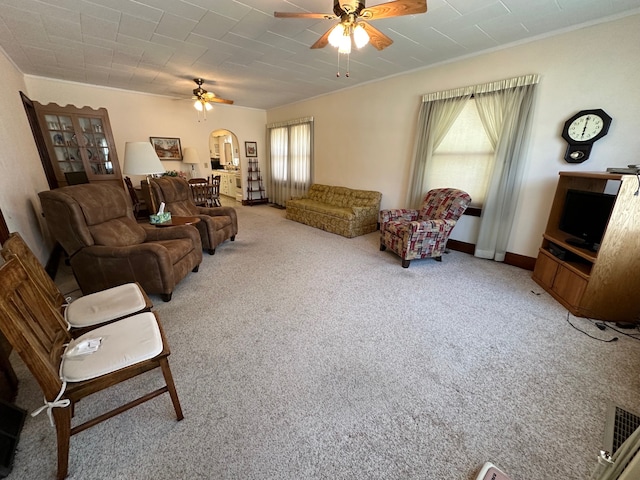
[473,75,539,261]
[266,117,313,207]
[407,89,472,208]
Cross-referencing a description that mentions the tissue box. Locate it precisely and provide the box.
[149,212,171,224]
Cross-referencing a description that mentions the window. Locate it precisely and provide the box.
[267,117,313,206]
[427,99,494,208]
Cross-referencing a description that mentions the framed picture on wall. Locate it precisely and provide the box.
[245,141,257,157]
[150,137,182,160]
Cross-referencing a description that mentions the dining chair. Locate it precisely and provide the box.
[0,255,184,480]
[210,175,222,207]
[1,232,152,334]
[124,176,146,220]
[188,177,211,207]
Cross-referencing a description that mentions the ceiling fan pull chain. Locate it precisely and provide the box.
[346,53,350,77]
[336,51,341,77]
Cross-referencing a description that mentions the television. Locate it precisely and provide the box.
[558,189,616,251]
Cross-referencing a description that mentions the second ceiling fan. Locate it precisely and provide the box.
[275,0,427,52]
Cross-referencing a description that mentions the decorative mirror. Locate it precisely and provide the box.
[209,129,239,168]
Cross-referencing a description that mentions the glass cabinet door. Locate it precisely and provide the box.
[43,114,85,176]
[76,116,114,176]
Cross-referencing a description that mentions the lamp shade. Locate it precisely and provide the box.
[123,142,164,175]
[182,147,200,164]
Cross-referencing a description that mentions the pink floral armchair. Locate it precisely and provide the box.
[379,188,471,268]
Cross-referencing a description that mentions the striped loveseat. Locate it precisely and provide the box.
[286,184,382,238]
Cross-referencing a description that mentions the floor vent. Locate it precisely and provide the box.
[604,404,640,454]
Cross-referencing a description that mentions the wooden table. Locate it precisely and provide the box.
[153,216,200,227]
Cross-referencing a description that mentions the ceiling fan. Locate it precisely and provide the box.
[274,0,427,52]
[191,78,233,120]
[192,78,233,106]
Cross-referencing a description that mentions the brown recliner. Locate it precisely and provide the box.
[149,176,238,255]
[38,183,202,302]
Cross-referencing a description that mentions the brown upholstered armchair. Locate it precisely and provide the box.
[38,183,202,302]
[149,176,238,255]
[379,188,471,268]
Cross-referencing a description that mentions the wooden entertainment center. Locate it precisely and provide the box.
[532,171,640,323]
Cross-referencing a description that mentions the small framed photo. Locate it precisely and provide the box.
[245,141,257,157]
[150,137,182,160]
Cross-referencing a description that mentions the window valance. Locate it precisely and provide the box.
[422,74,540,102]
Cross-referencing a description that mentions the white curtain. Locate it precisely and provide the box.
[409,74,539,261]
[473,75,539,261]
[407,88,473,208]
[266,117,313,206]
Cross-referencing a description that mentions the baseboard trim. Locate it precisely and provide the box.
[447,240,536,271]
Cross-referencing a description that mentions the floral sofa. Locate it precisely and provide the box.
[286,184,382,238]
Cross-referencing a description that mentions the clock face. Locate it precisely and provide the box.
[567,114,605,141]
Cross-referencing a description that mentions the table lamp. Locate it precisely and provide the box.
[123,142,165,213]
[182,147,199,178]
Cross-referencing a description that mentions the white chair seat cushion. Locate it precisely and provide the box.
[65,283,147,328]
[61,312,163,383]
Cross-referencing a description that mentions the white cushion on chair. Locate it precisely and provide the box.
[61,312,163,382]
[65,283,147,328]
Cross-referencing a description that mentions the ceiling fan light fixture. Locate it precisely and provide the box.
[194,100,204,111]
[328,23,345,47]
[338,37,351,54]
[353,23,369,48]
[204,102,213,111]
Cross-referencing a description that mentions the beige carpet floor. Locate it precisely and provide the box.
[6,201,640,479]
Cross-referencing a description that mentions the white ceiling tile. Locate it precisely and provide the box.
[101,0,163,23]
[80,15,119,42]
[195,0,252,20]
[230,8,280,40]
[155,12,198,41]
[118,13,158,41]
[42,17,83,42]
[78,1,121,23]
[140,44,175,66]
[134,0,207,21]
[191,11,237,40]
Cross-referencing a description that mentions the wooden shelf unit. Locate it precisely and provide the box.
[532,171,640,323]
[244,158,268,206]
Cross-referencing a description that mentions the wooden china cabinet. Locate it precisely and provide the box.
[32,102,122,188]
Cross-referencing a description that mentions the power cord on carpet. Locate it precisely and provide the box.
[596,320,640,341]
[565,312,618,343]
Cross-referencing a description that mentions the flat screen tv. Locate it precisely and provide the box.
[559,189,616,251]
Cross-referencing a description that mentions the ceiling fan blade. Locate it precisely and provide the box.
[203,93,233,105]
[274,12,335,19]
[310,25,335,49]
[361,0,427,20]
[360,21,393,50]
[208,97,234,105]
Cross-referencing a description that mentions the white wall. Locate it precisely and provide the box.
[0,51,51,262]
[23,77,266,192]
[267,14,640,258]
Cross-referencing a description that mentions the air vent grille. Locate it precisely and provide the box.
[604,404,640,454]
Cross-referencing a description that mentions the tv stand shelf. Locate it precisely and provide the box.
[532,171,640,323]
[542,232,598,263]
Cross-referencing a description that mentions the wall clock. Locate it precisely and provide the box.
[561,108,612,163]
